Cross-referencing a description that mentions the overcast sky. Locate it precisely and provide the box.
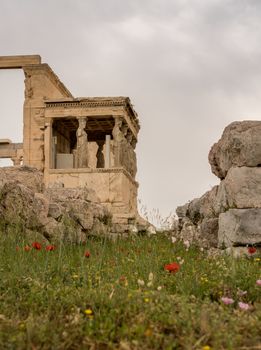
[1,0,261,222]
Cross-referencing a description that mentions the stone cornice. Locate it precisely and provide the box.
[23,64,73,98]
[45,97,140,130]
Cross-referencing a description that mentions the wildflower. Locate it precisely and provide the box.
[32,242,41,250]
[144,298,149,303]
[221,297,234,305]
[157,286,162,291]
[16,246,19,251]
[202,346,211,350]
[171,236,177,244]
[144,328,152,336]
[183,240,190,249]
[238,302,250,310]
[24,245,31,251]
[148,272,154,281]
[248,247,257,254]
[254,258,260,262]
[46,245,55,251]
[137,279,145,286]
[256,279,261,286]
[237,289,247,297]
[164,262,180,273]
[84,309,93,315]
[72,274,79,279]
[147,282,153,287]
[84,251,90,258]
[119,276,126,283]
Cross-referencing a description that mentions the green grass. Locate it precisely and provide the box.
[0,231,260,350]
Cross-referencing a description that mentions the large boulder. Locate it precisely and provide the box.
[218,208,261,247]
[209,121,261,179]
[214,166,261,212]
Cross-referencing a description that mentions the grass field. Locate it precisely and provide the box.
[0,231,260,349]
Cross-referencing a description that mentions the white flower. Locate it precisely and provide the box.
[137,279,145,286]
[171,236,177,244]
[148,272,154,281]
[183,240,190,249]
[157,286,162,291]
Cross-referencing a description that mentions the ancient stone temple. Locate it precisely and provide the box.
[0,55,140,226]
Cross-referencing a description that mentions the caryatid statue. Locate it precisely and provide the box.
[112,117,125,167]
[112,117,137,177]
[76,117,89,168]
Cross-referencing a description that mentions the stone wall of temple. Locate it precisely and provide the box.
[23,64,72,170]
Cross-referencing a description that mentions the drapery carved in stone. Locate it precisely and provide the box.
[96,140,105,168]
[112,117,137,178]
[76,117,89,168]
[24,71,33,99]
[112,117,124,167]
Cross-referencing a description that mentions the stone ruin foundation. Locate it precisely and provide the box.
[0,55,152,237]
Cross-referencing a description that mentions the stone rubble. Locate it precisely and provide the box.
[0,166,151,242]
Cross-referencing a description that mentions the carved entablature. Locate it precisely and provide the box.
[45,97,140,134]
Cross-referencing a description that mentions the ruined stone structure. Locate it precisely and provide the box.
[0,55,140,226]
[176,121,261,256]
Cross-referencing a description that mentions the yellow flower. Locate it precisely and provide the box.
[84,309,93,315]
[144,298,149,303]
[72,274,79,279]
[202,346,211,350]
[144,329,152,337]
[254,258,260,262]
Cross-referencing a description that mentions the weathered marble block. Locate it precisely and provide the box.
[218,208,261,247]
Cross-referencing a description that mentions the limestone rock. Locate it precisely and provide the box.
[218,209,261,247]
[209,121,261,179]
[0,166,43,192]
[176,203,188,218]
[175,186,219,248]
[200,218,219,247]
[214,167,261,212]
[0,167,111,242]
[180,185,219,225]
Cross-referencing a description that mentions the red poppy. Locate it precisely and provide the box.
[24,245,31,251]
[119,276,126,283]
[164,262,180,273]
[46,245,56,251]
[248,247,257,254]
[32,242,42,250]
[84,250,91,258]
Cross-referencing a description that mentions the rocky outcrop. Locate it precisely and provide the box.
[176,186,219,248]
[176,121,261,251]
[0,166,153,241]
[0,166,111,243]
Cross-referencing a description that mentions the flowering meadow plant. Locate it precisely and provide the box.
[164,262,180,273]
[32,242,41,250]
[0,234,260,349]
